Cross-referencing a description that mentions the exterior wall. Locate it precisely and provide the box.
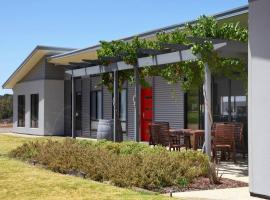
[64,78,72,136]
[45,61,65,80]
[13,57,66,136]
[44,80,65,135]
[12,80,45,135]
[153,76,185,129]
[64,74,185,141]
[249,0,270,197]
[127,82,135,140]
[20,58,65,83]
[20,58,45,82]
[82,76,90,137]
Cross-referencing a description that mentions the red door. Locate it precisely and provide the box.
[141,88,153,141]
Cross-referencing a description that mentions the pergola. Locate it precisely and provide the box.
[63,37,247,156]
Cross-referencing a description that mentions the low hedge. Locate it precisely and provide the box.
[9,139,210,190]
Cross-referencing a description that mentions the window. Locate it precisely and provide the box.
[18,95,25,127]
[90,90,102,130]
[186,87,200,129]
[119,89,127,122]
[31,94,39,128]
[112,89,127,132]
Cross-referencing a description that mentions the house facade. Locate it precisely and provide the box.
[4,1,270,198]
[3,46,75,135]
[2,6,248,142]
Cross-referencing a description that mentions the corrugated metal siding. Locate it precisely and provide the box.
[127,82,135,140]
[75,78,82,92]
[153,76,184,129]
[82,76,90,137]
[64,77,72,136]
[103,87,112,120]
[45,62,65,80]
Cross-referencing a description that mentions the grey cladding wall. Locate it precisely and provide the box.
[153,76,184,129]
[20,58,65,83]
[20,58,45,82]
[82,76,90,137]
[64,78,72,136]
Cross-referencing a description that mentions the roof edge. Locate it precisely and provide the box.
[49,4,248,60]
[2,45,76,89]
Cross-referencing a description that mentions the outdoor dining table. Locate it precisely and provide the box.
[169,129,206,150]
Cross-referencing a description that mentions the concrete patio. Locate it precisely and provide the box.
[172,158,256,200]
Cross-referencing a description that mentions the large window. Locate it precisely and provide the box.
[119,89,127,122]
[90,90,102,130]
[30,94,39,128]
[112,89,127,132]
[18,95,25,127]
[186,87,200,129]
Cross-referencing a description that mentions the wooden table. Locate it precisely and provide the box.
[169,129,205,150]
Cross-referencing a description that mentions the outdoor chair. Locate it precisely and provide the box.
[153,122,186,151]
[212,123,236,163]
[148,123,160,146]
[233,122,246,158]
[212,122,246,158]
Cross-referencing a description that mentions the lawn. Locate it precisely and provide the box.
[0,134,171,200]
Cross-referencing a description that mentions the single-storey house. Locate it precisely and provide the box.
[4,1,270,198]
[2,5,248,141]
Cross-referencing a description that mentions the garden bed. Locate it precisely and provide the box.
[9,139,247,193]
[159,177,248,193]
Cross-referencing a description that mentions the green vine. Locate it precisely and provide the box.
[97,16,248,92]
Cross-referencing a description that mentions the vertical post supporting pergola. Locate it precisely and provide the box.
[71,72,76,138]
[134,65,140,142]
[204,64,212,156]
[113,69,119,142]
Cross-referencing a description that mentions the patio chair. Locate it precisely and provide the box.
[212,123,236,163]
[153,122,186,151]
[148,123,160,146]
[212,122,246,158]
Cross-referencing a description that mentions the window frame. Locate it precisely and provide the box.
[17,95,25,127]
[90,90,103,131]
[30,94,39,128]
[112,88,128,133]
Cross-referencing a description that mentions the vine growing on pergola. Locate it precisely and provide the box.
[97,16,248,92]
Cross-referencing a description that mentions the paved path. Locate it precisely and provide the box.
[0,127,12,133]
[172,187,260,200]
[0,131,43,138]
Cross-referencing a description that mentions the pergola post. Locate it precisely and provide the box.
[204,64,212,156]
[134,65,140,142]
[71,72,76,138]
[113,69,119,142]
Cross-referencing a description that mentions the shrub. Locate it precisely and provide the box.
[10,139,210,190]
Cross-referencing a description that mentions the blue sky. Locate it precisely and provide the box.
[0,0,247,95]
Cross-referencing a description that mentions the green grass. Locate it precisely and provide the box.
[0,134,171,200]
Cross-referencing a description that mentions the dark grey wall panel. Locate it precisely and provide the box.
[103,87,112,120]
[153,76,184,129]
[20,58,45,82]
[20,58,65,83]
[75,78,82,92]
[82,76,90,137]
[127,82,135,140]
[45,62,65,80]
[64,78,72,136]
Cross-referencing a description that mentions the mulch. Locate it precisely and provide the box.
[159,177,248,193]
